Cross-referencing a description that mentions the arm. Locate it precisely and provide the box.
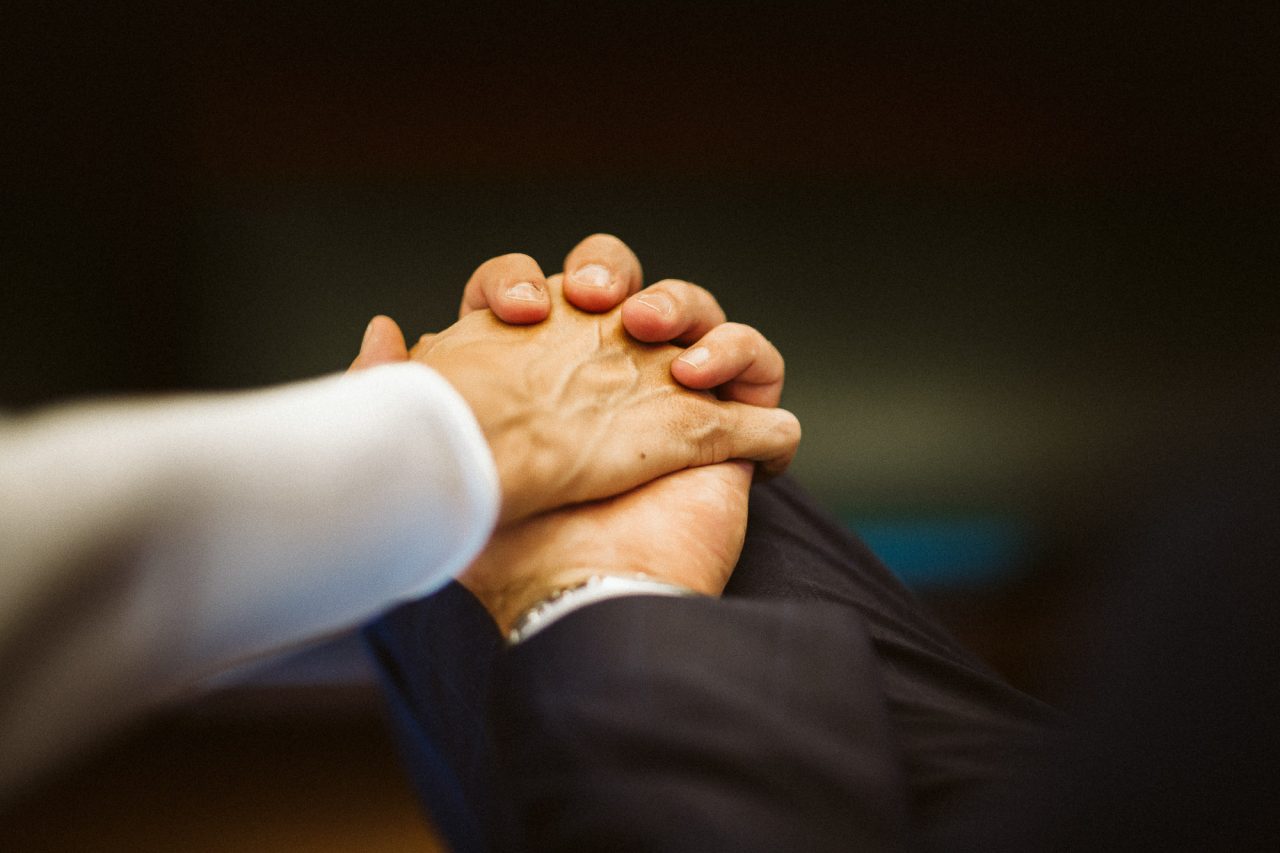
[364,265,909,850]
[0,233,798,799]
[370,471,1058,853]
[368,495,918,853]
[0,363,497,798]
[490,595,911,853]
[366,243,1051,848]
[354,233,797,525]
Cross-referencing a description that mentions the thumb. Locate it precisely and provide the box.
[348,315,410,372]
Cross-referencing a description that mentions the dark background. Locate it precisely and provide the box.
[6,1,1275,500]
[2,1,1277,847]
[4,0,1278,687]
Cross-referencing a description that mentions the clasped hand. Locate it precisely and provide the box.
[352,234,798,631]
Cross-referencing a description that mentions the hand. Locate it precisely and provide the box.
[352,234,787,408]
[458,233,786,406]
[460,461,753,634]
[348,234,798,525]
[408,276,796,524]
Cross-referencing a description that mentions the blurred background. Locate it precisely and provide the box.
[2,1,1277,849]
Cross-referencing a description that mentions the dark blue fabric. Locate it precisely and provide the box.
[363,581,505,853]
[364,477,1054,850]
[362,453,1280,851]
[488,594,912,852]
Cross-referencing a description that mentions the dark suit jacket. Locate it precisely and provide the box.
[365,477,1056,852]
[367,441,1280,852]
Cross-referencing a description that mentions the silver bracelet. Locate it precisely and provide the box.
[507,573,698,645]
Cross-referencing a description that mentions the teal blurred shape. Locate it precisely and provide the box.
[843,515,1033,590]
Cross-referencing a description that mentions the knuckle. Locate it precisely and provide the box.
[495,251,538,268]
[720,322,760,356]
[483,255,543,296]
[691,286,727,325]
[569,234,628,269]
[701,410,736,464]
[653,278,699,310]
[680,280,713,301]
[479,255,538,285]
[669,398,726,464]
[635,280,679,310]
[583,232,624,249]
[652,277,692,294]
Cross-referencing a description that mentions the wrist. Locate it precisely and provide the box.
[461,565,601,635]
[487,427,557,527]
[506,573,700,644]
[417,359,555,528]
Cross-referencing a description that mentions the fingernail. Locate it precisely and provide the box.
[570,263,612,288]
[634,292,673,316]
[678,346,712,368]
[505,281,546,302]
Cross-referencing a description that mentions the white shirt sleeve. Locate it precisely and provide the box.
[0,362,499,797]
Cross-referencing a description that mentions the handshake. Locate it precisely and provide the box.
[348,234,801,635]
[0,232,800,800]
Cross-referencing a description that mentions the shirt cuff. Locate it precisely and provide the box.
[507,574,699,644]
[342,361,501,598]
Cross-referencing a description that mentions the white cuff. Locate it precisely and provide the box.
[507,574,699,645]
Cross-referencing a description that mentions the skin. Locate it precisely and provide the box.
[352,234,791,627]
[412,274,795,525]
[354,235,787,410]
[461,460,752,635]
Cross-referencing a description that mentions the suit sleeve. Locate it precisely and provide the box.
[489,595,912,853]
[368,587,914,853]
